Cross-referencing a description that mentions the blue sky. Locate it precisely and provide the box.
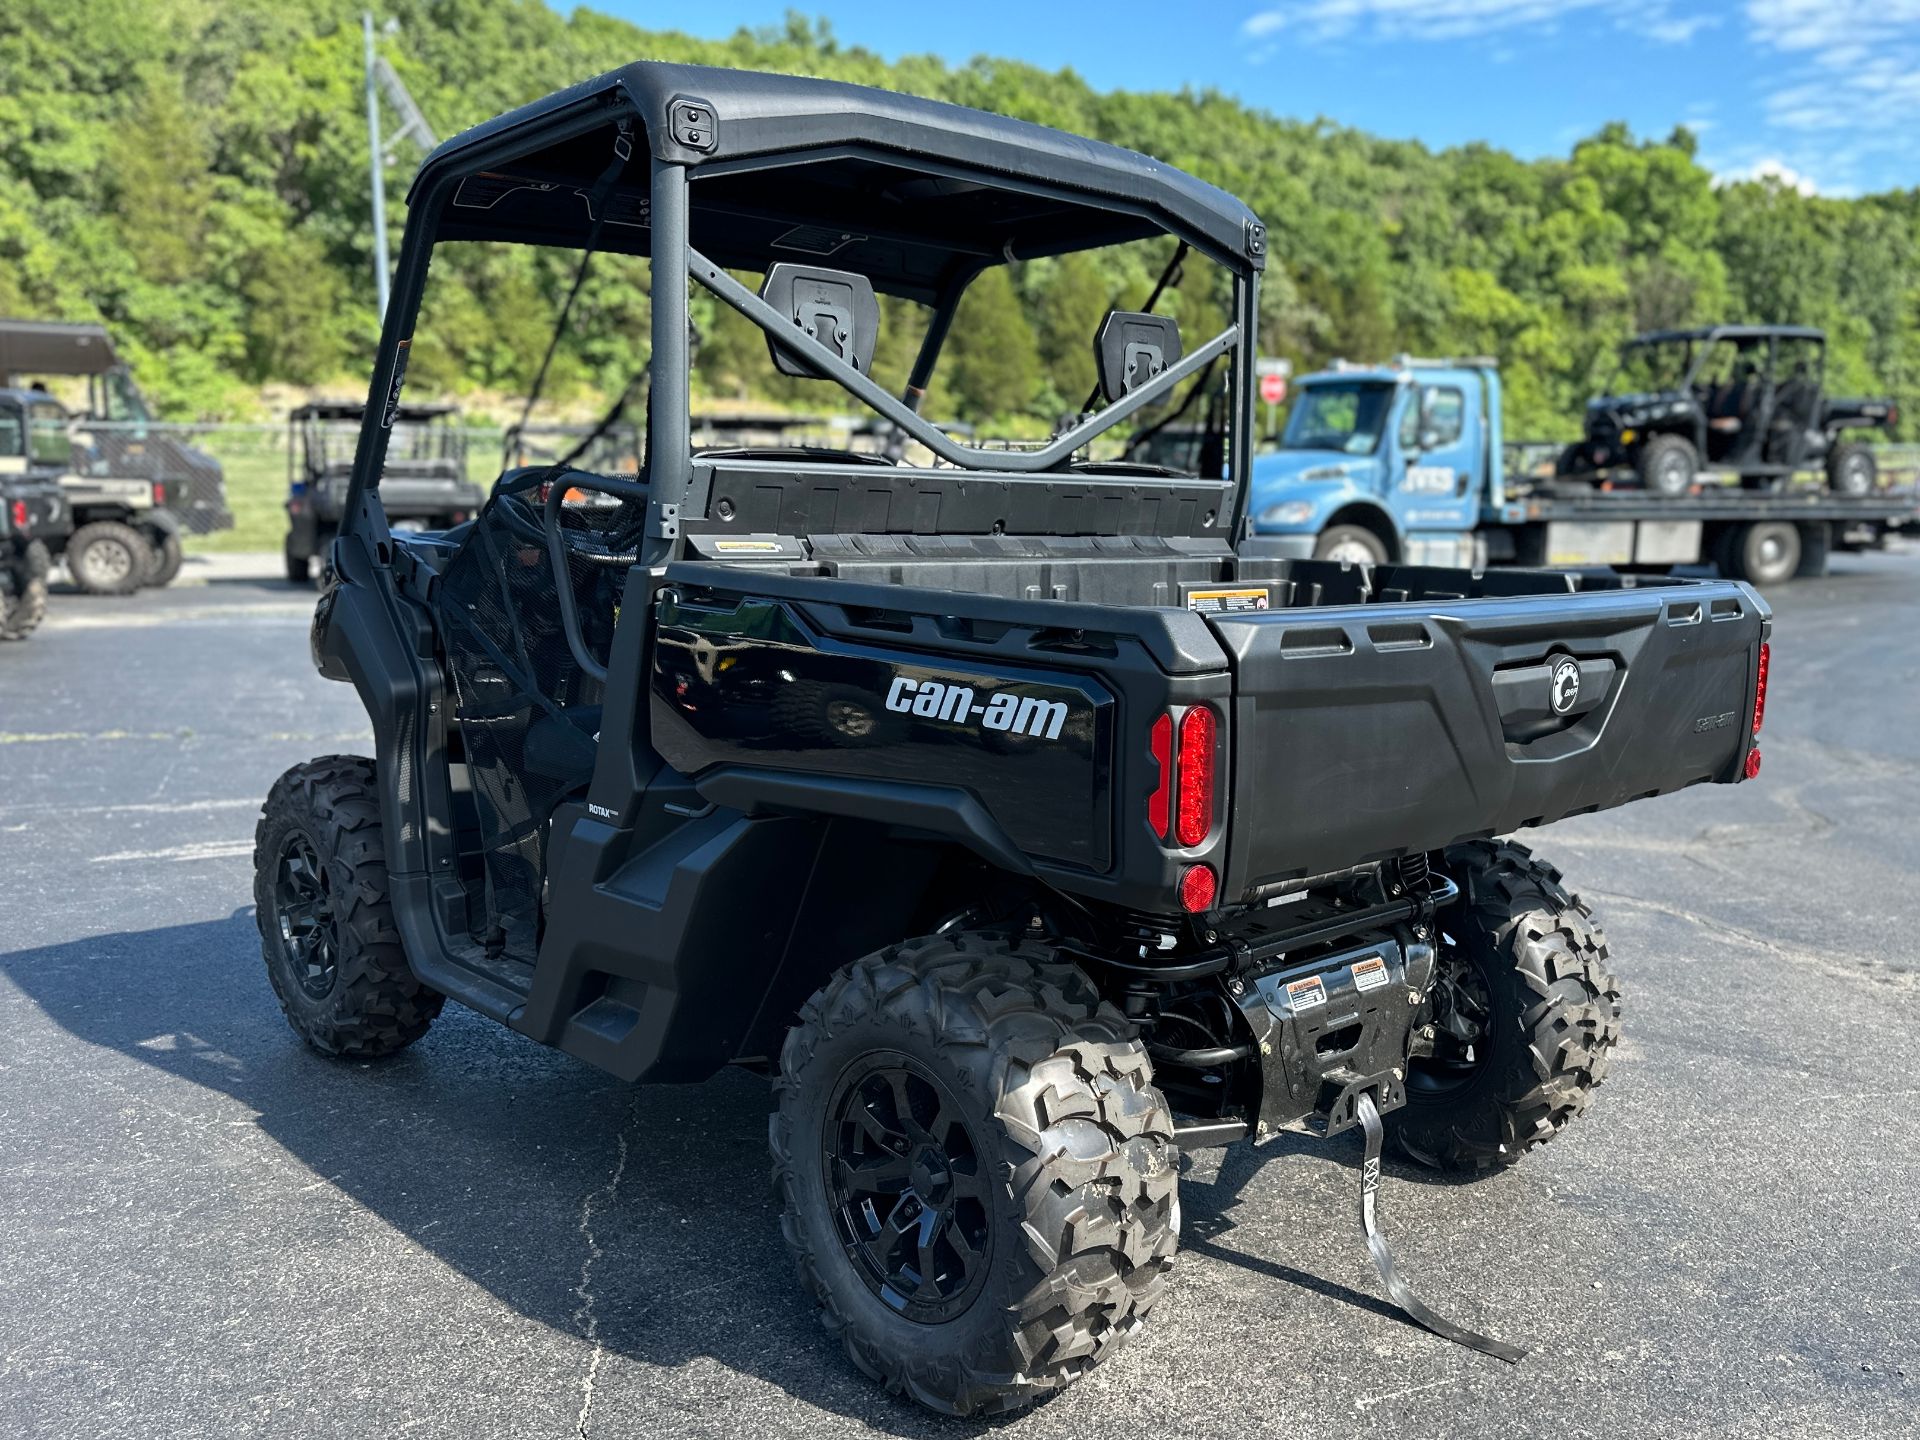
[588,1,1920,196]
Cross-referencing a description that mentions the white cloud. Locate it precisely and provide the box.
[1238,1,1719,47]
[1745,1,1920,153]
[1714,158,1821,195]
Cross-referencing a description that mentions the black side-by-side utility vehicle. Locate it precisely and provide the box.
[254,63,1772,1415]
[1559,324,1897,496]
[0,387,73,640]
[284,401,482,584]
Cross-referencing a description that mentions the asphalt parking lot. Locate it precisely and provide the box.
[2,549,1917,1440]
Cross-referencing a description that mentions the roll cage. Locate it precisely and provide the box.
[338,61,1267,568]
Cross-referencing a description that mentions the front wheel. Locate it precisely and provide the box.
[1314,523,1389,567]
[253,756,442,1057]
[772,934,1178,1416]
[1389,839,1621,1173]
[1636,434,1696,497]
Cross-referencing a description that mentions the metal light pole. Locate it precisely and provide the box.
[363,11,389,320]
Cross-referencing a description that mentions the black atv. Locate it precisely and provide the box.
[1559,324,1896,496]
[254,63,1772,1415]
[0,388,72,640]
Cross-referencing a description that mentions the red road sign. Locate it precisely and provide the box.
[1259,373,1288,405]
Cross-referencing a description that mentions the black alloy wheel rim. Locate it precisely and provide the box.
[275,833,339,1000]
[1409,938,1495,1097]
[825,1054,994,1323]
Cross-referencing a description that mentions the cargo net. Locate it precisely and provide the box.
[434,478,643,958]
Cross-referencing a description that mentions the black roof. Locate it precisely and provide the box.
[291,401,459,422]
[1628,325,1825,345]
[0,319,120,379]
[410,62,1263,302]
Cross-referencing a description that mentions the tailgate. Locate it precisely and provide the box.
[1210,581,1768,895]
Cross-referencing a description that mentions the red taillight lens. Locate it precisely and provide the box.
[1147,713,1173,838]
[1175,705,1216,846]
[1179,863,1217,913]
[1751,641,1769,737]
[152,482,166,505]
[8,500,25,530]
[1745,747,1763,780]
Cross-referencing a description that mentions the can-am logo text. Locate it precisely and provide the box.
[884,677,1069,740]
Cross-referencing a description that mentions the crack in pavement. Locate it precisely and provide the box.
[572,1101,637,1439]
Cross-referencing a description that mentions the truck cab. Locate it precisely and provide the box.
[1247,357,1497,567]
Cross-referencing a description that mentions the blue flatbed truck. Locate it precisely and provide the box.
[1247,357,1918,585]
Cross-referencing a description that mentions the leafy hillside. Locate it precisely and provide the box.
[3,2,1916,437]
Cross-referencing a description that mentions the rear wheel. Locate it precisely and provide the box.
[253,755,442,1057]
[1720,520,1802,586]
[1826,441,1876,496]
[1314,523,1389,567]
[144,529,184,587]
[772,933,1178,1415]
[1636,434,1696,496]
[1389,839,1620,1173]
[66,520,153,596]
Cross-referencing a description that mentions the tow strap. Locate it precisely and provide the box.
[1353,1091,1527,1363]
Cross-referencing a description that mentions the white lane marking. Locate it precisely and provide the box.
[90,839,254,864]
[45,603,315,630]
[0,796,260,821]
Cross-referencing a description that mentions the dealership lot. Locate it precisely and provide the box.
[2,552,1916,1440]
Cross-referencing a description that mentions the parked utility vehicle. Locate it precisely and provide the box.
[0,387,73,639]
[1559,324,1896,495]
[0,318,233,589]
[254,64,1771,1414]
[1250,356,1915,586]
[284,401,482,584]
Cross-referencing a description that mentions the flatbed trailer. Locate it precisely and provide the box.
[1481,479,1918,583]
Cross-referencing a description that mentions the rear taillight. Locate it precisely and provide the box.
[152,482,166,506]
[1147,713,1173,838]
[1175,705,1217,846]
[1745,748,1762,780]
[1751,641,1769,737]
[8,500,25,530]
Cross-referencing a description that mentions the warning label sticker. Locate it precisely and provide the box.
[1350,955,1390,993]
[1285,975,1328,1011]
[1186,586,1270,614]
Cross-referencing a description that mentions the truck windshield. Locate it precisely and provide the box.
[1278,382,1394,455]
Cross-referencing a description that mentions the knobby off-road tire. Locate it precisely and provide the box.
[1636,433,1696,497]
[0,541,50,641]
[1390,839,1621,1174]
[144,529,184,587]
[253,755,442,1058]
[65,519,153,596]
[772,934,1178,1416]
[1826,440,1876,496]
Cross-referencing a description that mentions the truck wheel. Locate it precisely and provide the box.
[1826,441,1876,496]
[1389,839,1620,1174]
[1636,434,1696,497]
[770,679,896,747]
[66,520,154,596]
[144,530,184,588]
[0,543,51,641]
[252,755,443,1058]
[285,543,312,586]
[1721,520,1802,587]
[1314,524,1388,567]
[772,933,1178,1416]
